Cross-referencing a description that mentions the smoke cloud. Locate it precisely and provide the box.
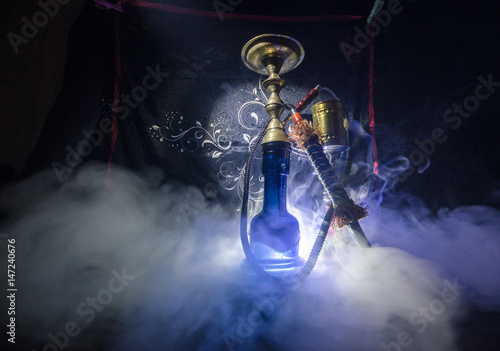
[0,161,499,351]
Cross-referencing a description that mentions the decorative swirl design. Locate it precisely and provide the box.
[150,117,231,157]
[237,101,266,130]
[217,159,264,213]
[150,81,314,204]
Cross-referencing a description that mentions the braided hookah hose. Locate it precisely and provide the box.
[287,106,371,246]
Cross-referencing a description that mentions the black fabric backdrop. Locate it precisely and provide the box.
[22,0,500,212]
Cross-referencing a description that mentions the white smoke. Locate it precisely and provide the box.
[0,162,498,351]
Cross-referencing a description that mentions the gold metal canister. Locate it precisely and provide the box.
[311,100,348,150]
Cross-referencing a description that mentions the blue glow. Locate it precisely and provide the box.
[245,142,303,274]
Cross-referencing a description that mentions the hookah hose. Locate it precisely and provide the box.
[288,108,371,246]
[240,86,335,285]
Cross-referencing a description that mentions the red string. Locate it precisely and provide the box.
[122,0,363,22]
[368,20,379,190]
[106,1,122,191]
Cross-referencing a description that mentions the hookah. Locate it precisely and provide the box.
[239,34,371,283]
